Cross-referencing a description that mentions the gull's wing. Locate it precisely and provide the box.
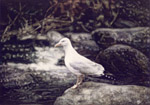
[69,58,104,76]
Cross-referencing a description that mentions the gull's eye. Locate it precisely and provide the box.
[61,40,65,42]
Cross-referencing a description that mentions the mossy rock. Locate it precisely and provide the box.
[92,27,150,58]
[96,44,150,86]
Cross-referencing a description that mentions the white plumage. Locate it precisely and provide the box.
[55,38,104,88]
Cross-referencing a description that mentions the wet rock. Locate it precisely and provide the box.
[96,44,150,86]
[46,31,64,46]
[0,65,76,105]
[92,27,150,58]
[54,82,150,105]
[0,44,77,105]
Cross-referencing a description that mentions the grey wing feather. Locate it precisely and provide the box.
[69,60,104,76]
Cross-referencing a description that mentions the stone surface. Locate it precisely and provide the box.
[0,65,76,105]
[96,44,150,86]
[64,32,99,51]
[0,45,76,105]
[54,82,150,105]
[92,27,150,58]
[1,28,150,104]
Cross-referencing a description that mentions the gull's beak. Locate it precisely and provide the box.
[54,43,61,47]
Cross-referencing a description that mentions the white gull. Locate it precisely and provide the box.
[55,38,104,89]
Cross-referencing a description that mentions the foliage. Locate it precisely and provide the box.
[1,0,150,41]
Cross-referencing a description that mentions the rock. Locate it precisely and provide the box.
[0,44,77,105]
[19,31,64,46]
[96,44,150,86]
[46,31,64,46]
[0,65,76,105]
[92,27,150,58]
[0,44,117,105]
[64,32,99,51]
[54,82,150,105]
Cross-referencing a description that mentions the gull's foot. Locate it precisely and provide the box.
[71,84,78,89]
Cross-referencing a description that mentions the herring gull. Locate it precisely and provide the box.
[55,38,104,89]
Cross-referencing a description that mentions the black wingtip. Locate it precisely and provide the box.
[101,74,116,81]
[88,73,116,81]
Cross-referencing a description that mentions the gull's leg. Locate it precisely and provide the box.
[77,74,85,85]
[71,75,81,89]
[71,74,85,89]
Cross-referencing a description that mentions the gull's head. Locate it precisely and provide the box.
[54,38,71,47]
